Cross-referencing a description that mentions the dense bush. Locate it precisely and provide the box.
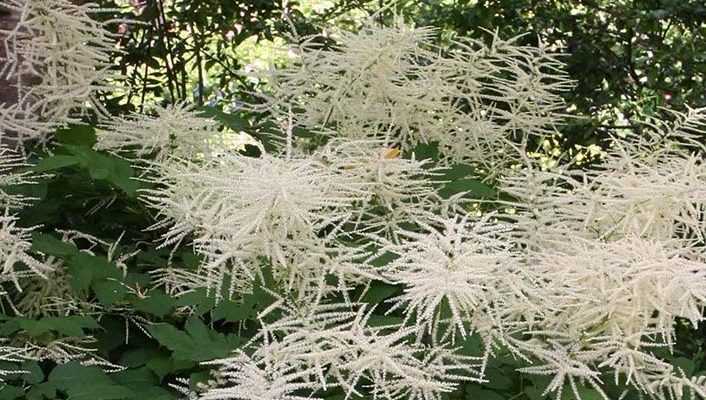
[0,1,705,400]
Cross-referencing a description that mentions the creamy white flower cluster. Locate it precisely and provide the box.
[142,139,443,303]
[0,0,116,142]
[0,145,36,208]
[0,147,49,292]
[200,301,483,400]
[494,111,706,399]
[95,103,226,161]
[254,21,572,174]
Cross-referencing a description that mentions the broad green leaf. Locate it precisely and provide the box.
[0,385,23,400]
[63,145,139,196]
[66,252,122,294]
[0,316,99,337]
[49,362,134,400]
[361,281,401,303]
[31,233,78,258]
[113,367,175,399]
[369,251,398,268]
[366,315,403,327]
[132,290,175,318]
[561,386,605,400]
[21,361,44,384]
[439,178,497,199]
[146,353,196,380]
[212,298,255,322]
[464,386,506,400]
[55,125,97,147]
[174,288,216,316]
[119,347,162,368]
[26,382,57,400]
[482,367,514,390]
[33,155,80,172]
[94,279,128,306]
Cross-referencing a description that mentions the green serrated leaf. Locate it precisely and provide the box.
[21,361,44,385]
[561,386,605,400]
[212,299,254,322]
[148,319,240,362]
[26,382,57,400]
[146,353,196,380]
[366,315,403,327]
[17,316,99,337]
[119,347,162,368]
[63,146,139,196]
[66,252,122,294]
[0,385,24,400]
[464,386,506,400]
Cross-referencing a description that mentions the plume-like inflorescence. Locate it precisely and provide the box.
[201,300,483,400]
[15,336,123,371]
[0,145,37,209]
[513,236,706,399]
[0,212,54,291]
[315,139,441,240]
[500,109,706,250]
[0,340,30,382]
[141,152,371,301]
[254,21,571,174]
[0,0,117,142]
[95,103,226,161]
[378,215,519,343]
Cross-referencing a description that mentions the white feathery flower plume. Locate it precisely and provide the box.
[0,211,54,290]
[378,214,518,343]
[261,22,449,147]
[315,139,442,240]
[142,152,366,301]
[0,0,117,142]
[17,336,123,372]
[0,145,38,209]
[500,114,706,250]
[201,350,321,400]
[574,150,706,242]
[95,103,226,161]
[255,21,571,173]
[0,340,29,382]
[201,300,482,400]
[513,236,706,399]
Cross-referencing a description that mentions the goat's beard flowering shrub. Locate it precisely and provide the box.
[1,5,706,400]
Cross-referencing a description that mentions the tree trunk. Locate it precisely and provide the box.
[0,4,21,109]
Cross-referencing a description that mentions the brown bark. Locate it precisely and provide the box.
[0,4,21,109]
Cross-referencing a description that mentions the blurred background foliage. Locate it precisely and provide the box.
[98,0,706,153]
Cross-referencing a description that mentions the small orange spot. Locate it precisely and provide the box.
[382,148,400,159]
